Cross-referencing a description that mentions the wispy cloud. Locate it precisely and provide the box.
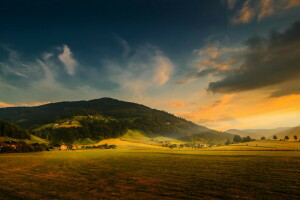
[115,35,132,58]
[230,0,300,24]
[153,56,173,86]
[285,0,300,9]
[177,42,244,85]
[0,45,113,104]
[105,44,174,98]
[58,44,78,75]
[231,0,255,24]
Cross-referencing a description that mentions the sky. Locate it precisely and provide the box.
[1,0,300,131]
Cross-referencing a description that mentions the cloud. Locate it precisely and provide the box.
[0,46,30,78]
[0,101,15,108]
[0,45,116,104]
[58,44,78,75]
[177,43,243,84]
[153,56,173,86]
[207,21,300,96]
[230,0,300,24]
[285,0,300,9]
[257,0,275,21]
[231,0,255,24]
[106,44,174,97]
[115,35,132,58]
[177,91,300,130]
[169,100,186,108]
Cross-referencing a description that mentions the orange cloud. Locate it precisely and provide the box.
[170,100,186,108]
[175,91,300,130]
[231,0,300,24]
[0,101,51,108]
[285,0,300,9]
[0,102,15,108]
[231,0,254,24]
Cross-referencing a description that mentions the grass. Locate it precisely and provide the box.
[208,140,300,151]
[0,150,299,200]
[74,138,99,145]
[34,115,118,131]
[0,136,46,145]
[29,134,49,144]
[93,129,185,149]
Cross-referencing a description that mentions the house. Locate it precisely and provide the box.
[51,144,61,150]
[68,145,78,150]
[60,144,68,150]
[4,140,18,149]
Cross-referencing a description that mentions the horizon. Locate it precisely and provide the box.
[0,96,298,132]
[1,0,300,130]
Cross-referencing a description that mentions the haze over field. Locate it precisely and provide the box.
[1,0,300,131]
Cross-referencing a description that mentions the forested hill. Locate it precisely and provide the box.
[0,120,31,140]
[0,98,234,144]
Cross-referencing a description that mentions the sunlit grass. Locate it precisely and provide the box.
[0,150,299,200]
[208,140,300,151]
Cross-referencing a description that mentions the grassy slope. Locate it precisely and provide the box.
[30,134,49,144]
[34,118,82,131]
[277,126,300,139]
[0,135,47,144]
[94,129,185,149]
[95,130,165,149]
[0,150,299,200]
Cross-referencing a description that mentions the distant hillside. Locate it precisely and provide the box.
[226,127,291,139]
[277,126,300,140]
[0,98,234,145]
[0,120,31,140]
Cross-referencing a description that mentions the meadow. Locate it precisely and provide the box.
[208,140,300,151]
[0,149,300,200]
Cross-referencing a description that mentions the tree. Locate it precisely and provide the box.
[233,135,242,143]
[225,139,231,145]
[273,135,277,140]
[242,136,252,142]
[261,136,266,140]
[294,135,298,141]
[285,136,289,140]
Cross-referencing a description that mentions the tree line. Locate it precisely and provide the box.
[0,120,31,139]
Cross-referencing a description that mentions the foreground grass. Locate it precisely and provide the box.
[0,150,299,200]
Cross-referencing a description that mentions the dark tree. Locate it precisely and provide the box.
[261,136,266,140]
[233,135,242,143]
[285,136,289,140]
[294,135,298,141]
[273,135,277,140]
[242,136,252,142]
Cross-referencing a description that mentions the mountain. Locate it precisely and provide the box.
[277,126,300,140]
[226,127,291,139]
[0,120,31,140]
[0,98,234,145]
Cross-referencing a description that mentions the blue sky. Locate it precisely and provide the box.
[1,0,300,130]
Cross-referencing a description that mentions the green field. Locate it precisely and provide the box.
[208,140,300,151]
[0,150,300,200]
